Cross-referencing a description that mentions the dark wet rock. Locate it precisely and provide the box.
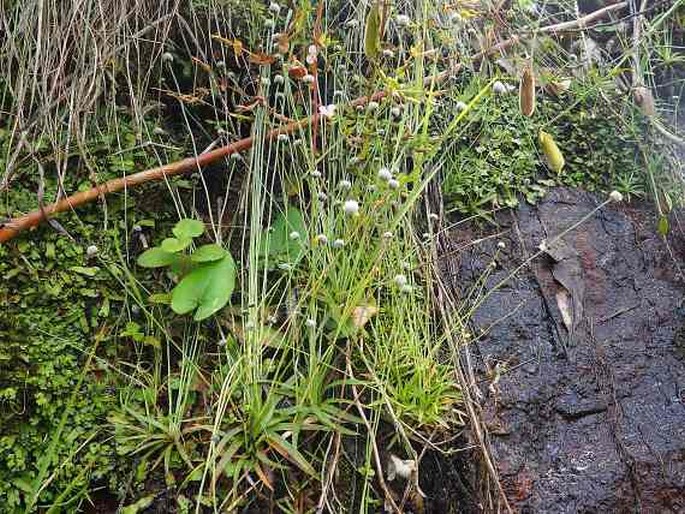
[443,188,685,513]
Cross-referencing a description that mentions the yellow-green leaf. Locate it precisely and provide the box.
[364,2,382,61]
[657,215,669,236]
[539,130,565,173]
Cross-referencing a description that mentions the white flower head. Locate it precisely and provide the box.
[161,52,174,63]
[394,274,408,287]
[289,231,300,240]
[277,133,289,142]
[306,53,317,65]
[310,169,322,178]
[396,14,411,27]
[388,178,400,190]
[367,101,379,112]
[391,106,402,118]
[456,100,468,112]
[305,318,317,328]
[378,167,393,181]
[497,241,506,249]
[492,81,515,95]
[338,179,352,190]
[428,213,439,221]
[382,231,394,239]
[274,74,285,84]
[343,199,360,216]
[609,190,624,203]
[308,44,318,56]
[318,104,337,119]
[382,49,395,58]
[316,234,329,245]
[269,2,280,13]
[302,74,315,83]
[86,245,98,257]
[332,239,345,248]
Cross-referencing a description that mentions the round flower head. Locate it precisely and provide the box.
[497,241,506,249]
[269,2,280,13]
[274,74,285,84]
[161,52,174,63]
[428,212,439,221]
[492,81,514,95]
[382,231,394,239]
[338,179,352,190]
[231,152,241,160]
[394,274,408,287]
[396,14,411,27]
[310,169,322,178]
[302,74,315,83]
[456,100,468,112]
[318,104,337,119]
[382,49,395,58]
[86,245,98,257]
[609,190,623,203]
[306,53,317,65]
[367,101,379,112]
[343,199,360,216]
[378,167,393,181]
[277,133,289,142]
[316,234,329,245]
[332,239,345,248]
[391,106,401,118]
[388,178,400,190]
[289,231,300,240]
[308,44,318,56]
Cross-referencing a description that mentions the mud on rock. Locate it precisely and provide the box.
[442,188,685,513]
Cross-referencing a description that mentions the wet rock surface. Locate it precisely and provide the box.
[444,188,685,513]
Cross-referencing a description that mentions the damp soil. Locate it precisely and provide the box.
[440,187,685,513]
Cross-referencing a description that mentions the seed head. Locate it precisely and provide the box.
[378,167,393,181]
[343,199,360,216]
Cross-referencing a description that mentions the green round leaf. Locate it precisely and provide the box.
[173,218,205,239]
[137,247,178,268]
[191,244,228,263]
[171,254,236,321]
[161,237,191,253]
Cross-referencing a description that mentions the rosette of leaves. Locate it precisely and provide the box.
[137,219,236,321]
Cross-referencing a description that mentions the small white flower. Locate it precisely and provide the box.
[609,190,624,203]
[382,231,394,239]
[318,104,337,119]
[456,100,468,112]
[267,315,278,325]
[343,199,360,216]
[277,133,289,142]
[391,106,402,118]
[422,232,431,240]
[394,274,408,287]
[86,245,98,257]
[497,241,506,249]
[382,49,395,58]
[274,74,285,84]
[338,179,352,190]
[306,53,317,65]
[308,44,318,56]
[161,52,174,63]
[302,74,315,83]
[317,191,328,201]
[378,167,393,181]
[332,239,345,248]
[367,101,379,111]
[388,178,400,190]
[316,234,329,245]
[311,169,322,178]
[396,14,411,27]
[216,60,226,69]
[269,2,280,13]
[293,139,303,146]
[289,231,300,240]
[305,318,317,328]
[230,152,241,160]
[428,213,439,221]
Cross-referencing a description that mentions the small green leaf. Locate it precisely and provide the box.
[171,254,236,321]
[657,215,669,236]
[161,237,191,253]
[191,244,227,263]
[137,247,178,268]
[70,266,99,277]
[173,218,205,239]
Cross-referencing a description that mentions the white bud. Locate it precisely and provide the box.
[382,231,394,239]
[302,74,315,83]
[306,53,317,65]
[308,45,318,55]
[367,101,379,111]
[277,133,289,142]
[311,170,322,178]
[497,241,506,249]
[332,239,345,248]
[609,190,624,203]
[428,213,439,221]
[391,106,402,118]
[394,274,408,287]
[161,52,174,63]
[86,245,98,257]
[338,179,352,190]
[316,234,329,245]
[274,74,285,84]
[343,199,360,216]
[396,14,411,27]
[378,167,393,181]
[492,81,509,95]
[289,231,300,240]
[388,178,400,189]
[269,2,280,13]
